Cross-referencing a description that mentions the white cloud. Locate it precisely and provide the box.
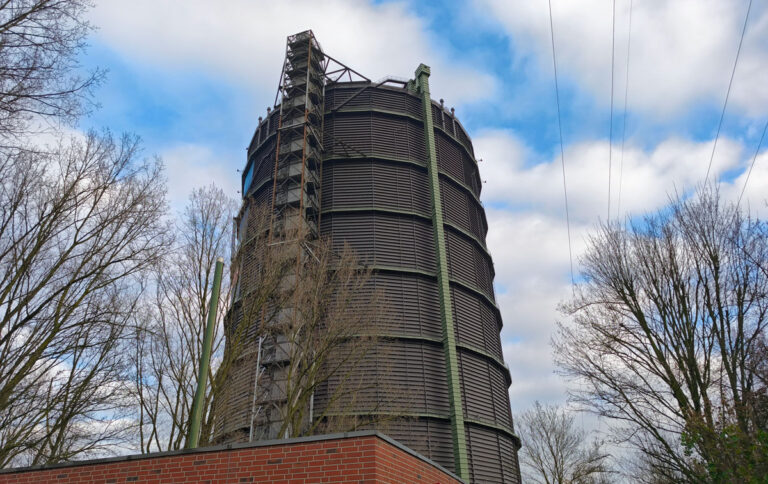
[160,143,240,211]
[476,129,744,222]
[480,130,768,416]
[489,209,587,412]
[90,0,496,107]
[480,0,768,118]
[488,209,588,287]
[504,341,569,412]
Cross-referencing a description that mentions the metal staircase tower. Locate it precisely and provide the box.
[269,30,325,241]
[249,30,370,440]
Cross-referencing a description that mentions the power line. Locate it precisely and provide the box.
[548,0,575,287]
[737,118,768,208]
[705,0,753,183]
[617,0,633,219]
[608,0,616,221]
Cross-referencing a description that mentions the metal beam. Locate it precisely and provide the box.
[414,63,469,480]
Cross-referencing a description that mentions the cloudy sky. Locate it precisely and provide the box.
[81,0,768,417]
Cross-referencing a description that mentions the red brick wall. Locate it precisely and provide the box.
[0,434,463,484]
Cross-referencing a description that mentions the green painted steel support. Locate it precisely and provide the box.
[187,257,224,449]
[413,63,469,480]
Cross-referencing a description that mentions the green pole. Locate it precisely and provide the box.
[413,64,470,480]
[187,257,224,449]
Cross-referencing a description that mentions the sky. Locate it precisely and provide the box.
[80,0,768,423]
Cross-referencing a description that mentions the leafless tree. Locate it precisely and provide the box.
[269,238,381,439]
[0,131,170,467]
[130,198,307,450]
[555,187,768,483]
[210,197,387,442]
[131,184,386,449]
[203,203,298,444]
[130,185,237,452]
[0,0,102,140]
[517,402,611,484]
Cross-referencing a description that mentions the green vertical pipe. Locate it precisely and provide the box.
[187,257,224,450]
[414,63,469,480]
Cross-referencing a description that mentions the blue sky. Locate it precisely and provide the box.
[80,0,768,415]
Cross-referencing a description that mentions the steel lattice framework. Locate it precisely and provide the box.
[269,31,324,240]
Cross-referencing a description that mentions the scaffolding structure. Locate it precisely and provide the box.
[269,30,325,240]
[246,30,329,443]
[249,30,371,441]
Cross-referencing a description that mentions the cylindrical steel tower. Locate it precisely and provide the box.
[218,31,521,483]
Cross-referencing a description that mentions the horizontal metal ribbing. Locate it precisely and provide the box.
[457,344,510,383]
[246,104,481,206]
[322,158,490,246]
[245,176,273,200]
[258,204,503,334]
[322,410,451,421]
[350,263,501,317]
[353,262,491,303]
[323,154,484,216]
[327,107,480,195]
[321,206,491,258]
[319,159,487,238]
[438,173,489,240]
[464,419,521,449]
[330,105,476,164]
[430,101,475,155]
[370,332,510,380]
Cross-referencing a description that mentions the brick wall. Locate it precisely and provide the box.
[0,432,463,484]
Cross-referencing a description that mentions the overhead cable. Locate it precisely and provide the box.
[737,118,768,208]
[705,0,753,183]
[548,0,575,287]
[608,0,616,220]
[617,0,633,219]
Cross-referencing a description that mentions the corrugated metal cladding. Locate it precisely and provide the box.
[232,82,520,483]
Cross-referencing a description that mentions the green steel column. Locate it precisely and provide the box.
[187,257,224,450]
[414,63,469,480]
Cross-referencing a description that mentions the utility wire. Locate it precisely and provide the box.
[617,0,633,219]
[737,118,768,208]
[548,0,575,287]
[608,0,616,221]
[705,0,753,183]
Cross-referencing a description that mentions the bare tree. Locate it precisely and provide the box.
[131,198,301,450]
[209,195,387,443]
[132,185,386,449]
[0,0,102,139]
[517,402,611,484]
[203,203,297,444]
[130,185,237,452]
[0,131,170,467]
[269,239,380,439]
[555,187,768,483]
